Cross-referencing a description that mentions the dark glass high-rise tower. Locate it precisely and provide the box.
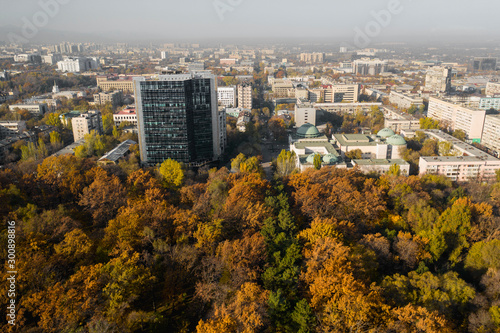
[134,72,224,166]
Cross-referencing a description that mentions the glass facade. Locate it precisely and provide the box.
[138,77,214,165]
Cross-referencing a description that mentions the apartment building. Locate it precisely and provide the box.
[71,110,103,142]
[217,86,237,107]
[482,114,500,155]
[237,83,253,109]
[419,130,500,181]
[424,66,452,93]
[427,97,486,141]
[389,91,424,109]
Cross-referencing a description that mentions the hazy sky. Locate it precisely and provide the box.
[1,0,499,43]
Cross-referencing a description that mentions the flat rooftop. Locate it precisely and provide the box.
[353,159,409,166]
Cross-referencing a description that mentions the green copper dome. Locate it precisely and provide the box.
[377,128,396,138]
[297,123,321,138]
[386,134,407,146]
[306,153,321,164]
[322,154,339,164]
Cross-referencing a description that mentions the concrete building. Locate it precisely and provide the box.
[382,106,421,132]
[96,76,136,93]
[43,54,63,65]
[427,97,486,141]
[0,121,26,139]
[59,111,82,127]
[424,66,452,93]
[71,110,104,142]
[272,80,294,98]
[217,86,237,107]
[482,114,500,156]
[315,102,382,114]
[353,159,410,176]
[237,111,251,132]
[14,53,42,63]
[472,57,497,71]
[486,82,500,96]
[10,103,48,116]
[295,101,317,127]
[331,128,407,160]
[134,72,225,166]
[113,107,137,127]
[237,83,253,109]
[57,57,98,72]
[389,91,424,109]
[353,59,387,75]
[289,124,346,171]
[419,130,500,181]
[300,53,324,63]
[325,84,359,103]
[479,97,500,111]
[94,91,123,107]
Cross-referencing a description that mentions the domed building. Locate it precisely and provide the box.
[289,123,346,171]
[295,123,323,139]
[377,128,395,139]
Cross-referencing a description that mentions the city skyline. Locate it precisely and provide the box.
[1,0,500,44]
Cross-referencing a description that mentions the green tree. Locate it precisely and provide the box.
[313,154,322,170]
[388,163,401,176]
[452,129,466,141]
[158,158,185,189]
[276,150,297,177]
[420,117,440,129]
[50,131,62,151]
[345,149,362,160]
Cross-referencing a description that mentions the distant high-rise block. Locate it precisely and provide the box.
[473,57,497,71]
[134,73,225,166]
[425,66,452,93]
[237,83,253,109]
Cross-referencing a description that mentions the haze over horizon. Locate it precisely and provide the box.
[1,0,499,45]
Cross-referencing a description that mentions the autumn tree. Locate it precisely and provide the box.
[158,158,185,189]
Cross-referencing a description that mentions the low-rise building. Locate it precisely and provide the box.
[353,159,410,176]
[419,129,500,181]
[289,124,346,171]
[331,128,407,160]
[383,106,421,132]
[98,140,137,165]
[96,75,137,93]
[10,103,48,116]
[94,90,123,107]
[389,91,424,109]
[0,121,26,139]
[486,81,500,96]
[113,107,137,127]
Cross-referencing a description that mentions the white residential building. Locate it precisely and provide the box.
[419,130,500,181]
[482,115,500,155]
[486,82,500,96]
[389,91,424,109]
[217,86,237,107]
[424,66,452,93]
[427,97,486,141]
[71,110,103,142]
